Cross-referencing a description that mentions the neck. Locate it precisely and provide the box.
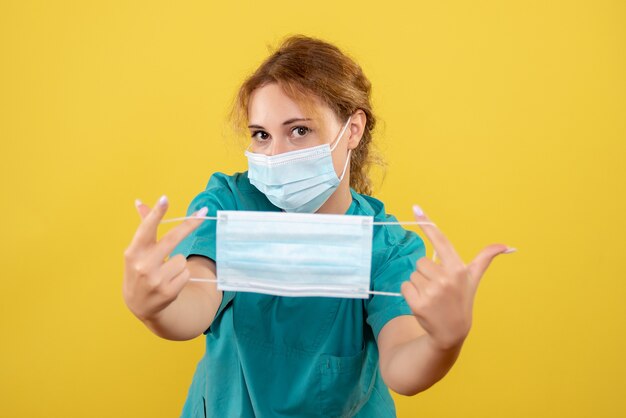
[316,173,352,215]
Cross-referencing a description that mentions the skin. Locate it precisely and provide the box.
[246,82,362,215]
[122,81,514,396]
[123,197,221,341]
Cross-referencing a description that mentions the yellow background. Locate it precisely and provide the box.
[1,1,624,417]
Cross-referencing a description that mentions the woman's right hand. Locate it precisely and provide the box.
[122,195,208,323]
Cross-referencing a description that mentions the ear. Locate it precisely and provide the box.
[347,109,367,150]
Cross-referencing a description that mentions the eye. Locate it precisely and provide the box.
[251,130,270,142]
[291,126,311,138]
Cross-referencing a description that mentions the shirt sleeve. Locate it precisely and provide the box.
[365,225,426,342]
[168,173,237,335]
[169,173,236,261]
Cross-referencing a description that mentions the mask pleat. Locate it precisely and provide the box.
[215,210,373,298]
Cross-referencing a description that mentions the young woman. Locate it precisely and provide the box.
[123,34,514,417]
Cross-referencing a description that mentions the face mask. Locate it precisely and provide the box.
[245,116,352,213]
[160,210,438,298]
[216,210,375,297]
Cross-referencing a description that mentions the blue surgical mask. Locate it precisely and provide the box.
[245,116,352,213]
[161,211,441,298]
[215,210,376,298]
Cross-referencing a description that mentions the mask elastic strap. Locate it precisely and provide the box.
[161,216,436,227]
[187,277,404,297]
[338,149,352,181]
[330,116,352,152]
[160,216,439,264]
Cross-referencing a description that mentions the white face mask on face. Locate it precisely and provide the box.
[245,116,352,213]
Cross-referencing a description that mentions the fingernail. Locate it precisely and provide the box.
[158,195,168,206]
[196,207,208,218]
[503,247,517,254]
[413,204,424,216]
[134,198,142,208]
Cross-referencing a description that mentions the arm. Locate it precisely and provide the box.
[141,256,222,341]
[376,204,512,396]
[125,188,234,341]
[377,315,463,396]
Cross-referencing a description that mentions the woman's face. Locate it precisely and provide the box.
[247,82,353,177]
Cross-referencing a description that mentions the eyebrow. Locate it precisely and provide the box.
[248,118,312,129]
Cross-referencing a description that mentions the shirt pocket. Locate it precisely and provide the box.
[319,339,378,417]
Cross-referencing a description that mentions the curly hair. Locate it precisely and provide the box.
[228,34,385,196]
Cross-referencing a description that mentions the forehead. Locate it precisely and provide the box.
[248,82,332,125]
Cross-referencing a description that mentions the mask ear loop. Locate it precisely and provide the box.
[338,149,352,182]
[330,116,352,152]
[186,277,404,297]
[162,213,441,295]
[331,116,353,181]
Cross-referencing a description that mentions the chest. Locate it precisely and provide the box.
[231,293,366,356]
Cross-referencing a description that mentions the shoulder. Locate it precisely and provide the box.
[204,171,254,193]
[351,190,424,248]
[350,189,426,269]
[187,171,246,212]
[192,171,273,212]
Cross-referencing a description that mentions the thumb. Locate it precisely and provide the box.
[467,244,516,287]
[134,199,151,220]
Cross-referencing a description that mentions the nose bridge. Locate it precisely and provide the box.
[268,137,289,156]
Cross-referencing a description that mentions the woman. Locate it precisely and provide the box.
[123,34,515,417]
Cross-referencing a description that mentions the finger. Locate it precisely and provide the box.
[158,253,188,283]
[135,199,151,220]
[151,207,209,261]
[415,256,443,281]
[166,267,191,298]
[466,243,511,288]
[401,281,422,316]
[409,270,430,291]
[413,204,464,267]
[128,195,170,252]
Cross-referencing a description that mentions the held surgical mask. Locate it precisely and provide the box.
[245,116,352,214]
[162,210,438,298]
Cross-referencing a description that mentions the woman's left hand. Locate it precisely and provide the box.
[400,204,515,352]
